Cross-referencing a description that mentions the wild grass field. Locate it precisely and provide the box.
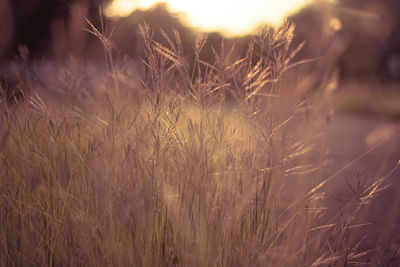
[0,22,398,266]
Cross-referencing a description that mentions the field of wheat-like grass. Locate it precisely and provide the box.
[0,22,393,266]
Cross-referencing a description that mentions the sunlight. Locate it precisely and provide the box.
[105,0,317,36]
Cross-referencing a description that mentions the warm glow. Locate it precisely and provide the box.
[105,0,317,36]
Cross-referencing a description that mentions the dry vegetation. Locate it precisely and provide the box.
[0,22,395,266]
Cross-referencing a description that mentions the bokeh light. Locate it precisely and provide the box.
[105,0,318,36]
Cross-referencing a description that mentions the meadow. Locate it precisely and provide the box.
[0,22,397,266]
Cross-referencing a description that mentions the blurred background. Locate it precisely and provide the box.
[0,0,109,60]
[0,0,399,81]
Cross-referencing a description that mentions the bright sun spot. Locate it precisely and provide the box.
[105,0,316,36]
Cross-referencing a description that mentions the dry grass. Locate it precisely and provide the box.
[0,22,393,266]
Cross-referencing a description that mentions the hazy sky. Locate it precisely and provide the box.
[105,0,319,36]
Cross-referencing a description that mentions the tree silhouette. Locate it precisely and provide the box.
[0,0,111,61]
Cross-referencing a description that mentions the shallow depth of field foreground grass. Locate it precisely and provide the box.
[0,23,394,266]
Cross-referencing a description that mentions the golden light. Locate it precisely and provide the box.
[105,0,318,37]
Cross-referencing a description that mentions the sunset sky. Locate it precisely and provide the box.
[105,0,323,36]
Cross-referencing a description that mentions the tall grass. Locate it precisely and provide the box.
[0,22,391,266]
